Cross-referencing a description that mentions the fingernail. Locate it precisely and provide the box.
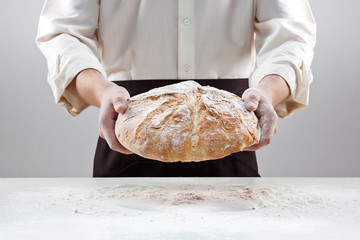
[114,102,124,109]
[115,103,127,113]
[246,102,256,110]
[248,102,256,108]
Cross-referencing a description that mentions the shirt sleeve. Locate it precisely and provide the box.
[250,0,316,118]
[36,0,106,116]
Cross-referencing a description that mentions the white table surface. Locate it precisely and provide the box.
[0,178,359,240]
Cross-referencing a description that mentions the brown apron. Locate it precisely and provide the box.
[93,79,260,177]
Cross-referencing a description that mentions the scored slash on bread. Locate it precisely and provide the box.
[115,80,260,162]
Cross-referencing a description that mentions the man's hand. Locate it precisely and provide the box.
[98,85,133,154]
[242,74,290,151]
[67,68,133,154]
[242,88,278,151]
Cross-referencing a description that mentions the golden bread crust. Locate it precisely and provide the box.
[115,81,260,162]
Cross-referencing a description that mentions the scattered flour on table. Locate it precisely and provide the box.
[90,184,327,207]
[29,184,332,216]
[3,182,359,239]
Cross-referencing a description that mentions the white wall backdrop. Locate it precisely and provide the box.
[0,0,359,177]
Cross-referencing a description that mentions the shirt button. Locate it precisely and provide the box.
[183,64,191,72]
[183,18,191,26]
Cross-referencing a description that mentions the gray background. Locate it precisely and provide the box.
[0,1,359,177]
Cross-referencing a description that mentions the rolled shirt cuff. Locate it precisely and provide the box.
[47,48,107,116]
[249,58,313,118]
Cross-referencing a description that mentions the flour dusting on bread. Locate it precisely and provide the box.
[115,80,260,162]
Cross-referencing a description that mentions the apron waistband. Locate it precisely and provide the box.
[112,79,249,97]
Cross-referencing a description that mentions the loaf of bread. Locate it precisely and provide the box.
[115,80,260,162]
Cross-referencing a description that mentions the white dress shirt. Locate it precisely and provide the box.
[36,0,316,118]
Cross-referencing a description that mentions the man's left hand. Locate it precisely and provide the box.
[242,87,278,151]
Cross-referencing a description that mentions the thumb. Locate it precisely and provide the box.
[113,98,128,114]
[242,88,260,112]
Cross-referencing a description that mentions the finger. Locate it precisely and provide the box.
[113,97,128,114]
[112,87,130,114]
[114,102,128,114]
[244,133,273,151]
[99,104,133,154]
[244,103,278,151]
[242,88,261,112]
[102,120,133,154]
[253,118,276,149]
[244,143,263,151]
[244,135,273,151]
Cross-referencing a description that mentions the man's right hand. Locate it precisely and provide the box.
[98,84,133,154]
[67,68,133,154]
